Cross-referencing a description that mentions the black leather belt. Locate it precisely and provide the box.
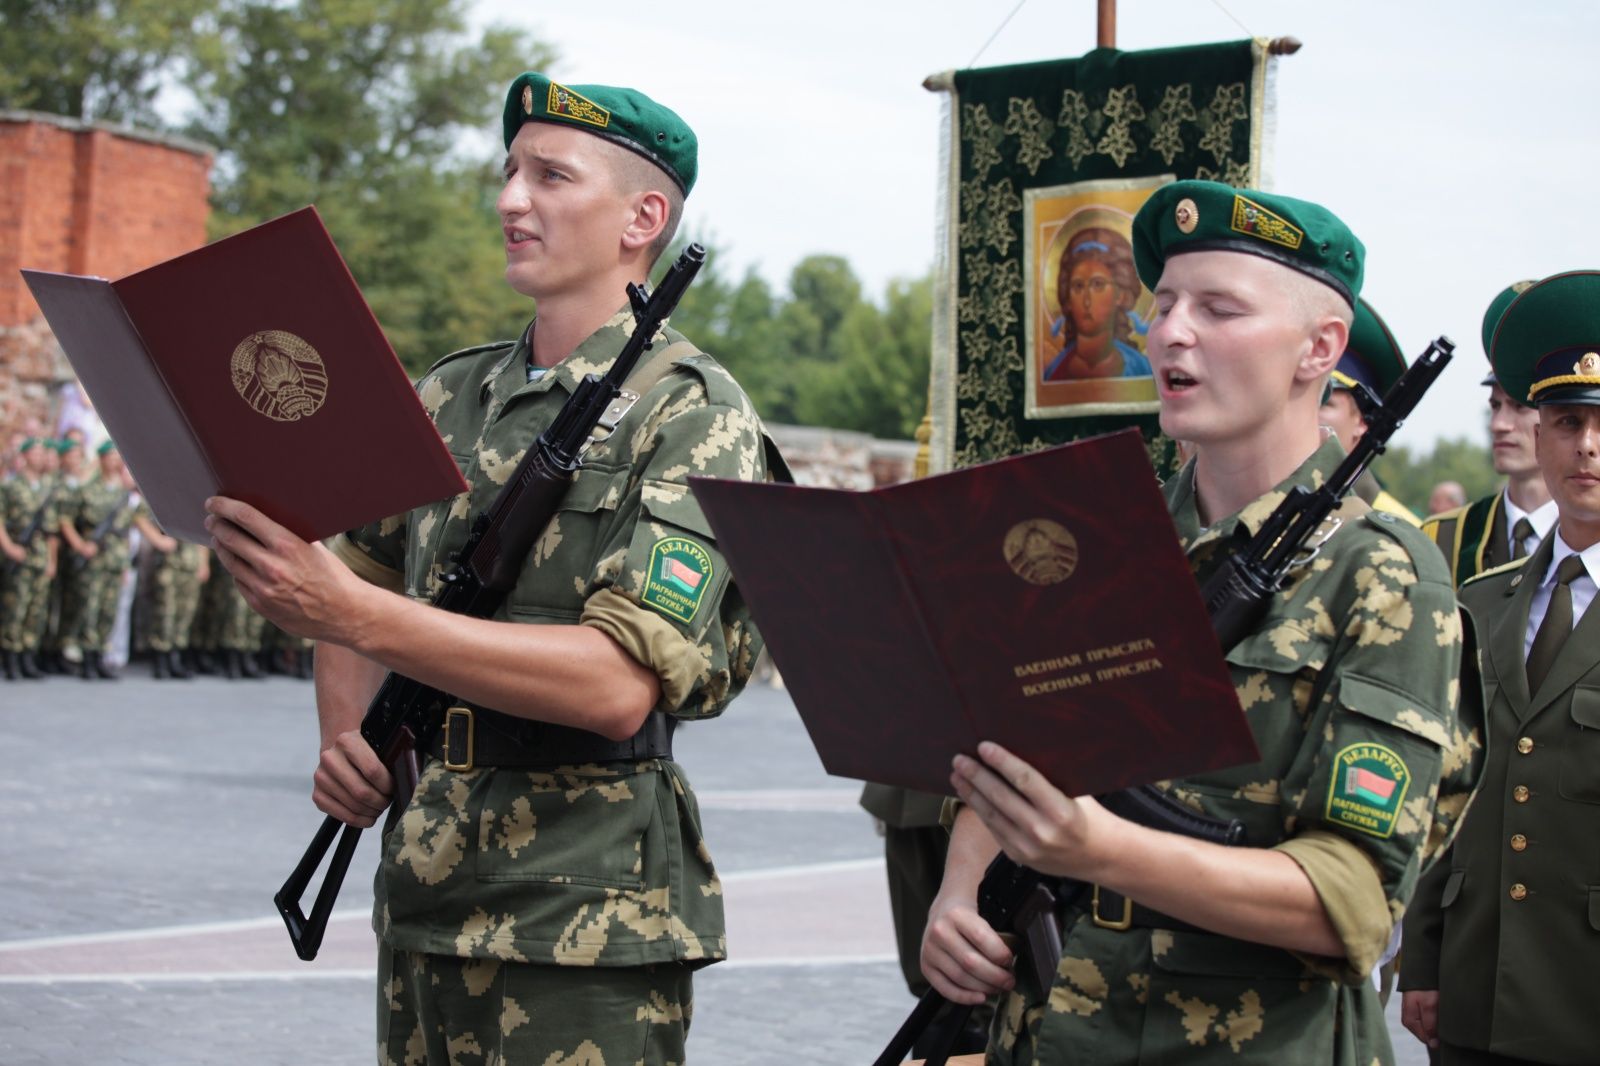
[1066,882,1207,935]
[424,704,675,771]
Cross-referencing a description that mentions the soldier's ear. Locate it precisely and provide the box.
[620,190,670,255]
[1297,314,1348,382]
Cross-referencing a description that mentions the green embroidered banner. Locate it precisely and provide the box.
[927,40,1278,474]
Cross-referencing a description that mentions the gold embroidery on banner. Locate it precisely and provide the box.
[1005,97,1054,175]
[1149,84,1198,165]
[230,330,329,422]
[1096,85,1146,167]
[1004,519,1079,585]
[1056,89,1095,168]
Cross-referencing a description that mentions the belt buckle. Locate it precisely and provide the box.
[443,706,475,772]
[1091,884,1133,931]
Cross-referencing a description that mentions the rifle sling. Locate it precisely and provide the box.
[587,340,696,445]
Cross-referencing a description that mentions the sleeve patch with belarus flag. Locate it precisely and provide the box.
[642,536,713,623]
[1325,742,1410,838]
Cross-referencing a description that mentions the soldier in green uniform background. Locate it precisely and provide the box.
[44,437,89,673]
[1423,281,1556,586]
[1,438,60,680]
[215,567,267,678]
[57,442,168,679]
[146,537,210,679]
[204,72,784,1064]
[1319,298,1422,524]
[922,181,1483,1066]
[1400,271,1600,1066]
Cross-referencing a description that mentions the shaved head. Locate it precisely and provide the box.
[598,139,685,265]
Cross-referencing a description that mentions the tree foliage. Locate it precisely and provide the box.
[0,0,219,124]
[1377,436,1499,514]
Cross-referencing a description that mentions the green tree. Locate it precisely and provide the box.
[186,0,552,371]
[1378,436,1499,515]
[0,0,219,124]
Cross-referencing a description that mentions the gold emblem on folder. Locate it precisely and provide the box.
[230,330,329,422]
[1004,519,1079,586]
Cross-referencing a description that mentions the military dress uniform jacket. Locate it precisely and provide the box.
[331,310,781,968]
[1400,536,1600,1064]
[990,439,1484,1066]
[1425,493,1509,587]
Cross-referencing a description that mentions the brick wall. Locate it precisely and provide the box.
[0,112,211,436]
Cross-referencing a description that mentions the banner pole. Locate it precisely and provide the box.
[1097,0,1116,47]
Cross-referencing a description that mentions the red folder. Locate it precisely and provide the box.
[690,429,1259,797]
[20,207,467,543]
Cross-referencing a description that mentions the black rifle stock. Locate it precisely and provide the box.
[274,244,706,962]
[874,336,1454,1065]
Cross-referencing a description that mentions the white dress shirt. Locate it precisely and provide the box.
[1503,490,1559,560]
[1523,530,1600,660]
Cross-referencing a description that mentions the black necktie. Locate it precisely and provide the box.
[1511,517,1535,561]
[1526,554,1588,693]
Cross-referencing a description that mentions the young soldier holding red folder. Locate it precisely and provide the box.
[923,180,1484,1065]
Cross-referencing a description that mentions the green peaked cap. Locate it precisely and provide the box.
[1491,270,1600,406]
[1479,279,1538,386]
[502,72,697,195]
[1132,180,1364,307]
[1332,298,1407,397]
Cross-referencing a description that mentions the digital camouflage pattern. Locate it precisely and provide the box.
[990,438,1484,1066]
[1,474,58,653]
[146,542,208,652]
[334,308,777,972]
[216,567,267,652]
[378,946,692,1066]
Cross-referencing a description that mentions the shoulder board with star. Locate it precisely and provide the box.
[1461,556,1529,589]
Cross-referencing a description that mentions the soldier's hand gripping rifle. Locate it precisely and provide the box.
[874,336,1454,1066]
[3,484,58,575]
[68,491,133,572]
[274,244,706,962]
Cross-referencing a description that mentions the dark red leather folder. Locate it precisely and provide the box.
[691,429,1259,796]
[21,207,467,543]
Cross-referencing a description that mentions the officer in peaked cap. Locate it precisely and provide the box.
[1423,280,1557,585]
[1401,270,1600,1065]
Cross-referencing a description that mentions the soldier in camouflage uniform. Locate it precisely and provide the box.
[215,568,267,678]
[923,181,1484,1065]
[205,73,782,1064]
[45,437,89,672]
[1,438,61,680]
[57,443,167,678]
[146,538,210,679]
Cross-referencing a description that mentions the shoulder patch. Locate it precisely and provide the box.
[641,536,713,623]
[426,340,517,376]
[1325,742,1410,839]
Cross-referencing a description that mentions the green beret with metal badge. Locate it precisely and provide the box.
[1479,279,1538,387]
[1132,179,1364,307]
[96,439,116,456]
[501,72,697,195]
[1331,298,1406,397]
[18,437,39,453]
[1491,270,1600,406]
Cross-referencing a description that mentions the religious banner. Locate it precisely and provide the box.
[926,39,1282,473]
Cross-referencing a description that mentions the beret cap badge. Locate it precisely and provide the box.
[1174,198,1198,234]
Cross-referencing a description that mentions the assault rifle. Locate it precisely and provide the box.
[275,244,706,962]
[3,483,58,574]
[874,336,1454,1066]
[68,491,133,572]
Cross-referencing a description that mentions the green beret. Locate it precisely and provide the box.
[1132,180,1364,306]
[502,72,697,195]
[1491,270,1600,407]
[1479,279,1538,387]
[96,439,116,456]
[18,437,38,453]
[1331,298,1406,398]
[55,438,81,454]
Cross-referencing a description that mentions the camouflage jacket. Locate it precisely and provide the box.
[994,438,1484,1066]
[1,475,58,568]
[67,479,139,571]
[332,310,780,968]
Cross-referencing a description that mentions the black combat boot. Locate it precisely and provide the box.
[224,650,243,679]
[240,650,266,679]
[167,650,192,679]
[153,651,170,679]
[193,648,219,675]
[81,651,97,680]
[19,652,44,679]
[3,651,17,680]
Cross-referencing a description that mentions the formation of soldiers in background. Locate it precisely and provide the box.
[0,429,312,682]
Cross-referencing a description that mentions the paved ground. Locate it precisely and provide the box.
[0,671,1430,1064]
